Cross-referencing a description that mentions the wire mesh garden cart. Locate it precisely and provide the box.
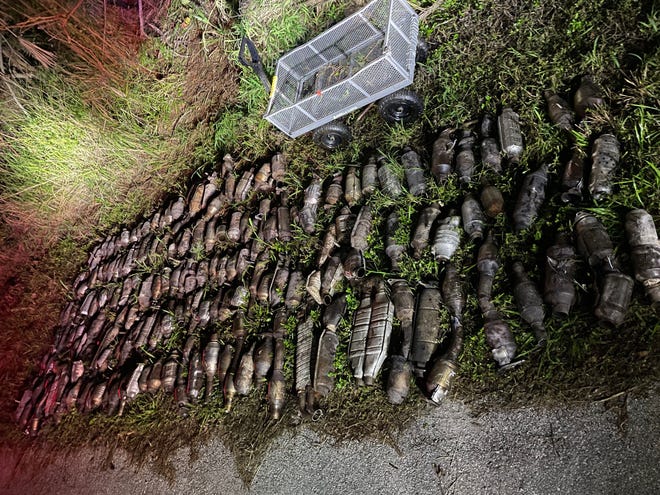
[239,0,424,150]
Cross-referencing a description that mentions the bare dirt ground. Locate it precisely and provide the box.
[1,384,658,495]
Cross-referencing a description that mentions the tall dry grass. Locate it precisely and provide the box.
[0,0,194,442]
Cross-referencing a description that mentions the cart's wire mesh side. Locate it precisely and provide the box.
[265,0,419,138]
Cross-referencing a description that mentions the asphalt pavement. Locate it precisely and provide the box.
[1,386,658,495]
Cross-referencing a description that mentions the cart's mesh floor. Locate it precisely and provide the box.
[265,0,418,138]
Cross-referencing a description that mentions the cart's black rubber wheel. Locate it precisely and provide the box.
[378,89,424,125]
[416,38,429,64]
[313,121,352,150]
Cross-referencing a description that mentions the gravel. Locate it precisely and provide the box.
[1,386,658,495]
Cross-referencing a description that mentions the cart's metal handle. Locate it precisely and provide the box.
[238,36,271,95]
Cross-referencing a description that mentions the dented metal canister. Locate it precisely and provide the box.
[254,162,272,192]
[299,177,322,234]
[47,372,69,417]
[344,165,362,206]
[349,287,372,385]
[594,271,634,327]
[257,196,271,224]
[257,272,273,305]
[411,284,443,376]
[277,201,292,242]
[544,90,575,131]
[90,380,108,412]
[230,284,250,309]
[285,269,305,310]
[479,112,496,138]
[271,152,287,182]
[426,359,459,404]
[253,335,274,383]
[588,133,620,201]
[228,211,242,243]
[204,218,218,252]
[306,269,323,305]
[191,220,206,250]
[334,206,356,245]
[268,337,286,419]
[574,211,614,268]
[182,335,197,364]
[249,250,269,300]
[220,153,234,176]
[625,209,660,303]
[455,129,476,185]
[479,113,501,172]
[498,107,523,164]
[412,203,442,259]
[477,230,499,309]
[343,248,366,280]
[386,355,412,405]
[235,169,254,202]
[188,181,207,216]
[480,184,505,218]
[387,279,415,404]
[401,148,427,196]
[323,294,347,333]
[15,390,33,426]
[461,193,486,241]
[261,213,278,243]
[103,375,122,416]
[161,352,179,393]
[147,359,163,394]
[271,255,291,306]
[377,156,403,198]
[427,263,466,403]
[362,156,379,196]
[318,224,339,267]
[314,329,339,397]
[480,136,502,173]
[222,171,236,205]
[431,128,455,183]
[324,173,344,209]
[390,279,415,358]
[204,193,223,222]
[234,343,255,396]
[295,311,314,409]
[70,360,84,384]
[513,164,548,233]
[363,279,394,386]
[217,344,234,386]
[483,308,517,367]
[224,312,246,411]
[171,196,187,223]
[442,262,465,319]
[561,146,586,204]
[626,209,659,247]
[126,362,146,404]
[321,256,344,304]
[351,205,372,252]
[80,290,100,317]
[431,214,461,263]
[544,233,578,318]
[511,261,548,345]
[187,351,204,403]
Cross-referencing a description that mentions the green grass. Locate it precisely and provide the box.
[0,66,192,243]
